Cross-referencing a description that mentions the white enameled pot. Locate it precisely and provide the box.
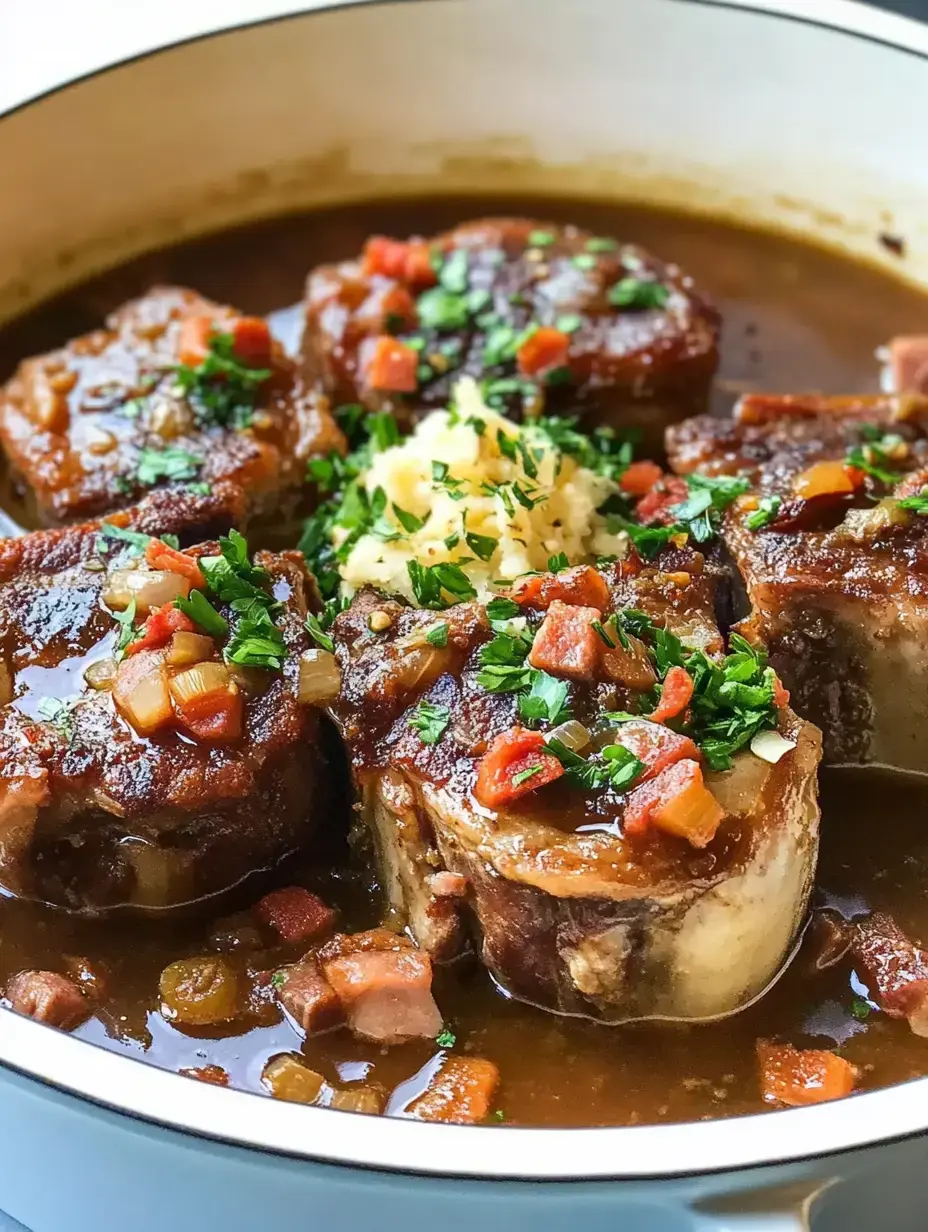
[2,3,928,1229]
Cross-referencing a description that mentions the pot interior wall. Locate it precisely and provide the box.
[2,0,928,322]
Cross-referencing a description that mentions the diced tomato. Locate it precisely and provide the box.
[362,236,410,281]
[649,665,694,724]
[172,681,243,743]
[772,674,790,709]
[230,316,272,367]
[177,315,213,368]
[611,719,698,782]
[512,565,609,612]
[403,242,438,288]
[125,605,196,657]
[255,887,335,944]
[516,327,571,378]
[365,336,419,393]
[145,538,206,589]
[474,728,564,810]
[757,1040,857,1107]
[623,758,723,847]
[528,601,602,681]
[792,460,861,499]
[635,475,690,525]
[620,460,663,497]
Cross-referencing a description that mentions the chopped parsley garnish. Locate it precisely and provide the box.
[607,517,682,559]
[435,1027,457,1048]
[393,504,427,534]
[547,552,569,573]
[108,599,139,658]
[527,230,555,247]
[270,970,289,990]
[438,249,469,294]
[547,737,645,793]
[198,530,286,670]
[664,474,749,543]
[608,278,670,310]
[850,997,872,1022]
[416,287,471,333]
[36,696,80,741]
[517,670,571,727]
[585,237,619,253]
[407,561,477,609]
[532,415,635,484]
[899,485,928,514]
[425,622,449,648]
[97,522,180,557]
[555,314,582,335]
[511,765,544,787]
[305,612,335,653]
[409,701,451,745]
[173,330,271,430]
[465,531,498,562]
[175,590,229,640]
[572,253,598,271]
[486,597,521,622]
[135,445,202,488]
[846,429,907,486]
[745,494,782,532]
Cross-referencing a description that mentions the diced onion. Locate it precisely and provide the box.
[545,720,591,752]
[298,650,342,706]
[261,1054,328,1104]
[169,661,233,708]
[0,659,13,707]
[148,395,194,440]
[165,631,215,668]
[750,730,797,764]
[84,658,117,691]
[103,568,191,614]
[113,651,173,734]
[328,1086,385,1115]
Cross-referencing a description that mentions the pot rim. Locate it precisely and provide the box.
[1,0,928,1182]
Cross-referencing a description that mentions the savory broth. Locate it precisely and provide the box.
[1,197,928,1127]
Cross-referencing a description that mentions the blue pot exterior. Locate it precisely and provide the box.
[0,1061,926,1232]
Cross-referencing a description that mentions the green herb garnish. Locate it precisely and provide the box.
[175,590,229,640]
[135,445,202,488]
[608,278,670,310]
[173,330,271,430]
[745,495,782,531]
[409,701,451,745]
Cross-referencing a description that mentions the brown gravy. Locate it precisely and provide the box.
[1,197,928,1127]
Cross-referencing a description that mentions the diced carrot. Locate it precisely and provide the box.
[145,538,206,589]
[177,315,213,368]
[757,1040,857,1107]
[361,236,411,281]
[528,601,601,681]
[792,460,860,499]
[512,565,609,612]
[648,665,694,724]
[365,336,419,393]
[623,758,723,847]
[516,327,571,378]
[255,887,335,944]
[230,316,272,367]
[380,285,418,330]
[635,475,690,525]
[125,605,196,657]
[172,680,243,743]
[620,460,663,497]
[474,728,564,810]
[611,719,699,782]
[773,674,790,709]
[407,1056,500,1124]
[404,242,438,287]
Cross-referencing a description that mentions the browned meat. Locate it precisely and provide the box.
[6,969,89,1030]
[852,912,928,1035]
[276,928,442,1044]
[254,886,336,944]
[0,285,344,527]
[0,489,326,911]
[405,1056,500,1124]
[318,929,442,1044]
[276,957,345,1036]
[668,392,928,769]
[302,217,720,455]
[329,553,821,1023]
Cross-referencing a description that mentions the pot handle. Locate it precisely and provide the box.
[690,1175,836,1231]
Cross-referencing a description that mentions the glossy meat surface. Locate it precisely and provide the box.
[302,217,720,454]
[0,490,324,910]
[668,394,928,769]
[0,286,343,526]
[329,554,821,1022]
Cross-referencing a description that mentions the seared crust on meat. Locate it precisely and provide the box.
[329,554,821,1022]
[0,495,325,911]
[0,285,344,527]
[302,217,720,454]
[668,393,928,769]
